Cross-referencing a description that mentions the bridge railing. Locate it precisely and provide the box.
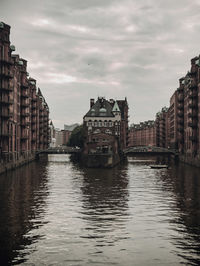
[124,146,178,154]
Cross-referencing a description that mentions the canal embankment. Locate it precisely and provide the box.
[0,151,37,175]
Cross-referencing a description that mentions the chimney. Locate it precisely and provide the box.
[90,98,95,108]
[110,99,114,104]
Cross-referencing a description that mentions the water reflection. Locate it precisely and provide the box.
[156,163,200,265]
[0,158,49,265]
[1,154,200,265]
[79,165,129,246]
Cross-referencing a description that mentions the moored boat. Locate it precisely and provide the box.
[150,165,168,169]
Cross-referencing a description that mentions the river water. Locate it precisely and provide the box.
[0,154,200,265]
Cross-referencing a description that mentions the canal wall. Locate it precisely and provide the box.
[0,152,37,175]
[81,153,121,168]
[179,154,200,168]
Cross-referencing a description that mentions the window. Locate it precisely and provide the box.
[94,129,100,134]
[105,129,112,134]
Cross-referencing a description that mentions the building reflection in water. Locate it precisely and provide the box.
[0,158,49,265]
[157,163,200,266]
[79,164,129,247]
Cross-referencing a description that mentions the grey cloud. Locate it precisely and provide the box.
[2,0,200,128]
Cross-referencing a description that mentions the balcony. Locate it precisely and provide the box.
[177,103,183,110]
[0,96,13,105]
[21,110,29,116]
[177,110,183,117]
[21,83,29,89]
[188,121,198,128]
[188,79,197,89]
[0,128,10,137]
[21,90,29,98]
[188,102,198,109]
[21,118,30,127]
[21,133,28,140]
[31,126,36,132]
[0,71,13,79]
[1,109,12,118]
[32,104,37,110]
[189,135,197,142]
[177,119,184,125]
[177,94,184,102]
[0,58,13,65]
[1,85,13,91]
[21,100,29,107]
[177,127,184,133]
[188,111,197,118]
[188,91,198,99]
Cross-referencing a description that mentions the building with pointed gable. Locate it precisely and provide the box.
[82,97,128,167]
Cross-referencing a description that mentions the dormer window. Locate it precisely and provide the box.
[91,108,95,116]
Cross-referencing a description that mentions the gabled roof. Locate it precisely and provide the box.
[84,97,115,118]
[112,101,120,112]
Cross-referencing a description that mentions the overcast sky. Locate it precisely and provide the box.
[1,0,200,128]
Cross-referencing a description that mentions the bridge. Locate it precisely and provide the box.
[38,147,81,154]
[124,146,178,156]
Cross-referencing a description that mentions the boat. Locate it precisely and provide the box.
[150,165,168,169]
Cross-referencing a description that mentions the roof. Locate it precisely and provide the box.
[112,101,120,112]
[84,97,115,118]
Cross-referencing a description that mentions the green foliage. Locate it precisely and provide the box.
[67,125,84,148]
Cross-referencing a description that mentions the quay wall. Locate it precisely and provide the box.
[81,153,121,168]
[0,152,37,175]
[179,154,200,168]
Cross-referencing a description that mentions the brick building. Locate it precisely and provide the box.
[168,91,178,149]
[128,54,200,166]
[155,107,169,148]
[83,97,128,156]
[0,22,49,162]
[129,120,156,147]
[175,56,200,160]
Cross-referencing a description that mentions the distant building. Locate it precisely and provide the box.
[54,128,71,147]
[155,107,169,148]
[129,120,156,147]
[168,91,178,149]
[49,120,56,147]
[83,97,129,157]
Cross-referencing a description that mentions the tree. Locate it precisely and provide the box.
[67,125,84,148]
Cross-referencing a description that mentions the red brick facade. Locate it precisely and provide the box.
[0,22,49,160]
[128,55,200,164]
[129,121,156,147]
[83,97,128,155]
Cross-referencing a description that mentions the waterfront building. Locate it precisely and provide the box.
[129,120,156,147]
[0,22,49,166]
[82,97,128,167]
[0,22,13,155]
[115,98,129,149]
[168,91,178,149]
[155,107,169,148]
[177,78,185,153]
[49,120,56,148]
[175,56,200,164]
[54,129,72,147]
